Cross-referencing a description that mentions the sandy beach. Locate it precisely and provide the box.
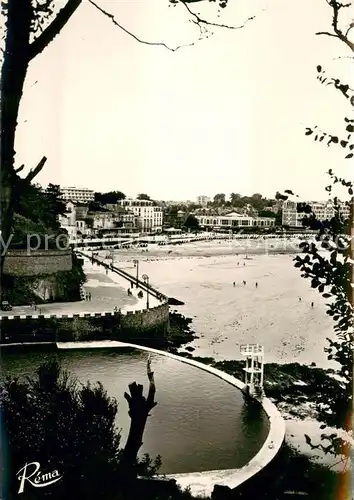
[98,240,334,369]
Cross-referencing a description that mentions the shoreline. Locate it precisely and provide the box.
[92,237,307,263]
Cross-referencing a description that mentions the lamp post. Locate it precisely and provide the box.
[133,259,139,288]
[142,274,150,309]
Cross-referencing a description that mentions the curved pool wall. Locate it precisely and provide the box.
[57,340,285,498]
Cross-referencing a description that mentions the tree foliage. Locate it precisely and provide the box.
[137,194,151,201]
[280,56,354,460]
[95,191,126,205]
[183,214,200,231]
[1,360,161,500]
[14,181,66,231]
[213,193,226,206]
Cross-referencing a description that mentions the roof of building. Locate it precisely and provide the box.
[224,212,243,217]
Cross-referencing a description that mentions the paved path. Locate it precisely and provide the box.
[0,257,160,318]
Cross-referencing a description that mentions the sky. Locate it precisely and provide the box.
[14,0,354,201]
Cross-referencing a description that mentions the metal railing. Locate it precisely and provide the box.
[240,344,264,355]
[76,250,168,303]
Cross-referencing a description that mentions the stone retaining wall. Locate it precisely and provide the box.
[0,304,170,346]
[3,249,73,276]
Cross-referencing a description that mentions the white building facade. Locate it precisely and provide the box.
[60,186,95,203]
[197,195,211,207]
[118,199,163,232]
[58,201,77,238]
[282,200,351,227]
[195,212,275,230]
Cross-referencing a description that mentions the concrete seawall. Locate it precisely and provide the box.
[0,304,170,345]
[56,340,286,498]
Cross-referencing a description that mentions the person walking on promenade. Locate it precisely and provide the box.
[243,280,246,286]
[233,281,235,287]
[311,302,314,308]
[89,293,91,301]
[243,262,245,266]
[255,282,258,288]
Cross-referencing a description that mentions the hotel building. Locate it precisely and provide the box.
[282,200,351,227]
[60,186,95,203]
[118,198,163,232]
[195,212,275,230]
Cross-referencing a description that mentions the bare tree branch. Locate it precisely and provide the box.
[15,165,25,174]
[181,1,256,30]
[146,354,156,408]
[28,0,82,61]
[88,0,197,52]
[317,31,341,38]
[316,0,354,52]
[25,156,47,183]
[171,0,208,2]
[345,23,354,37]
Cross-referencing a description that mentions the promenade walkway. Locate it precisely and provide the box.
[0,257,160,318]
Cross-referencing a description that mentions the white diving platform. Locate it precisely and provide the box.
[240,343,265,397]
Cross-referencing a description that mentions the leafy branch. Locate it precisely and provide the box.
[305,67,354,159]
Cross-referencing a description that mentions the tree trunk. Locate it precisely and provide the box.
[349,197,354,308]
[1,0,32,282]
[120,357,157,483]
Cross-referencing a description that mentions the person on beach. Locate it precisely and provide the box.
[243,280,246,286]
[299,297,302,301]
[243,262,245,266]
[255,282,258,288]
[311,302,314,308]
